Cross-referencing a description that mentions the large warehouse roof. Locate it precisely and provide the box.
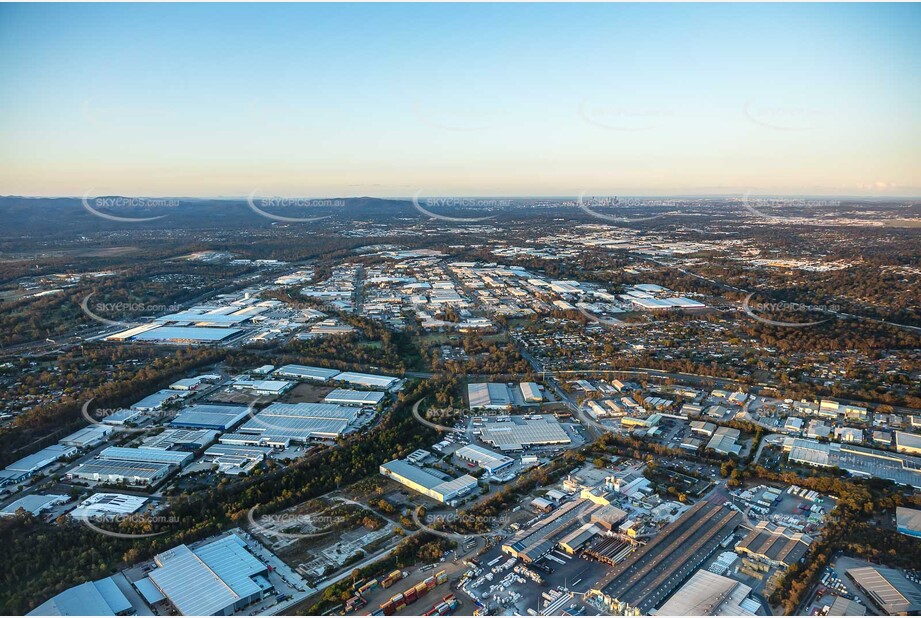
[239,402,358,441]
[27,577,132,616]
[148,533,267,616]
[274,364,342,381]
[735,521,812,567]
[334,371,400,389]
[847,566,921,615]
[896,506,921,536]
[99,446,192,467]
[478,416,571,451]
[455,444,514,472]
[131,326,244,342]
[653,569,757,616]
[170,404,250,430]
[323,388,385,406]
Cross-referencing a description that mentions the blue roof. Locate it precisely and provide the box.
[27,577,131,616]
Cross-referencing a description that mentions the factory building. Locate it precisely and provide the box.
[141,533,272,616]
[1,494,68,518]
[895,431,921,456]
[896,507,921,540]
[27,577,133,616]
[455,444,515,475]
[379,459,478,504]
[592,502,742,615]
[468,382,542,409]
[322,388,386,407]
[846,566,921,615]
[334,371,401,390]
[734,521,813,569]
[238,402,359,443]
[784,438,921,488]
[67,460,172,486]
[170,404,251,431]
[69,493,148,520]
[653,569,760,616]
[59,425,113,449]
[476,415,571,451]
[274,364,342,382]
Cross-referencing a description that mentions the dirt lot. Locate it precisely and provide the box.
[282,382,335,403]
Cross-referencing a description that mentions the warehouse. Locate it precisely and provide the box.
[468,382,514,409]
[455,444,514,475]
[238,402,359,443]
[60,424,113,449]
[519,382,543,403]
[593,502,743,615]
[131,389,185,411]
[170,404,251,431]
[653,569,759,616]
[559,523,600,555]
[379,459,478,504]
[203,444,271,474]
[67,460,172,486]
[734,521,813,568]
[1,493,68,517]
[477,415,571,451]
[895,431,921,456]
[3,444,78,479]
[144,533,271,616]
[27,576,133,616]
[142,428,219,451]
[785,438,921,488]
[323,388,386,407]
[99,446,193,467]
[273,364,342,382]
[846,566,921,615]
[128,325,245,344]
[334,371,401,390]
[101,408,143,426]
[69,493,148,519]
[230,379,294,396]
[896,506,921,540]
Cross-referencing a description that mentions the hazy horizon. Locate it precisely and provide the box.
[2,3,919,197]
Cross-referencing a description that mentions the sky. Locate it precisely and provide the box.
[1,3,919,198]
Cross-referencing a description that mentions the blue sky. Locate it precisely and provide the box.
[1,3,918,197]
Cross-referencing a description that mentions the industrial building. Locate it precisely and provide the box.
[896,506,921,539]
[502,499,599,563]
[59,424,113,449]
[593,502,743,615]
[237,402,359,443]
[846,566,921,615]
[230,379,294,396]
[273,364,342,382]
[476,415,571,451]
[1,494,68,517]
[27,576,133,616]
[67,459,173,486]
[1,444,78,485]
[706,426,743,456]
[323,388,386,407]
[142,428,219,451]
[170,404,251,431]
[333,371,401,390]
[455,444,514,475]
[468,382,542,409]
[896,431,921,456]
[734,521,813,569]
[141,533,272,616]
[784,438,921,488]
[69,493,149,520]
[203,443,272,474]
[379,459,478,504]
[653,569,760,616]
[131,389,185,411]
[110,325,245,344]
[98,446,193,467]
